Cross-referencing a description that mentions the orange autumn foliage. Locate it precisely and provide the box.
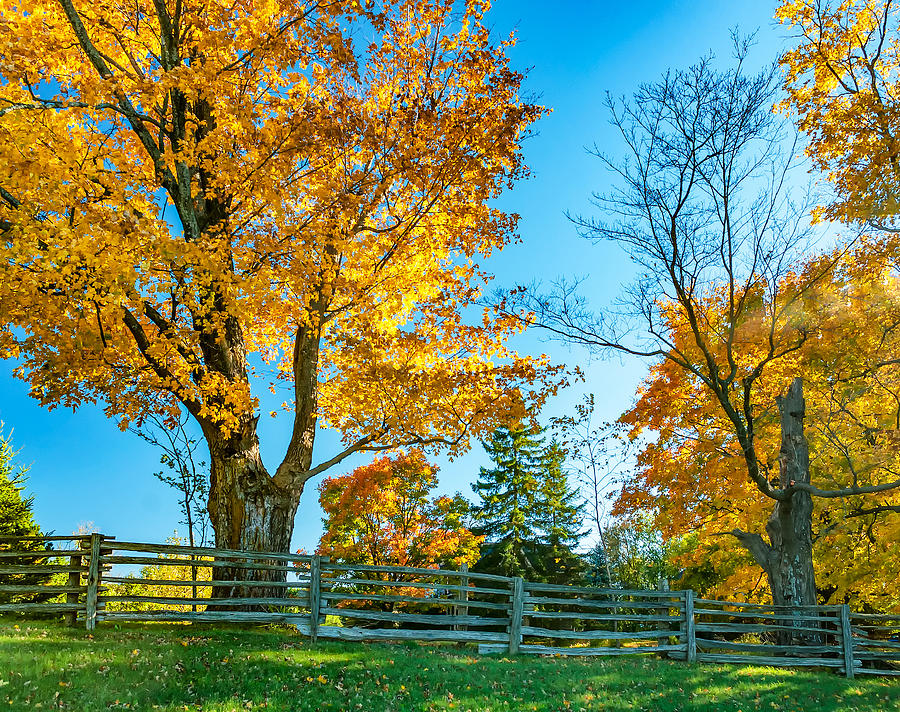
[0,0,563,549]
[778,0,900,226]
[616,247,900,609]
[317,451,481,572]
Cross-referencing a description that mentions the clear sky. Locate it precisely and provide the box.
[0,0,789,551]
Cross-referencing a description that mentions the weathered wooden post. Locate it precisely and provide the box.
[840,604,855,679]
[308,555,321,644]
[508,577,524,655]
[684,589,696,663]
[84,533,102,631]
[454,563,469,633]
[64,539,86,628]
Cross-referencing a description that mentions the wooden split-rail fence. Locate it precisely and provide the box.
[2,534,899,678]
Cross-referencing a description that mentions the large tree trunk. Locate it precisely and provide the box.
[733,378,819,645]
[204,421,303,602]
[765,377,817,611]
[765,378,819,644]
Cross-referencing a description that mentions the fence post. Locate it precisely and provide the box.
[508,577,524,655]
[455,563,469,633]
[309,555,321,644]
[683,589,696,663]
[840,604,855,679]
[64,540,85,628]
[84,533,102,631]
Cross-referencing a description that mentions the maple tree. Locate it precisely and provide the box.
[504,41,897,615]
[0,0,561,561]
[317,450,480,571]
[778,0,900,228]
[616,245,900,610]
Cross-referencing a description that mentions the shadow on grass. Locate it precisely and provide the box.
[0,622,897,712]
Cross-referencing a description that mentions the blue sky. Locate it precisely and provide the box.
[0,1,789,551]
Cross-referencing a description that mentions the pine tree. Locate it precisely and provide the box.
[534,441,586,585]
[0,426,51,604]
[471,425,545,579]
[471,428,585,583]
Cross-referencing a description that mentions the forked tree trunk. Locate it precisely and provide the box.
[204,421,302,602]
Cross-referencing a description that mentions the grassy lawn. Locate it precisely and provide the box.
[0,620,897,711]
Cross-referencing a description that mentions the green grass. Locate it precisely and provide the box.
[0,620,897,711]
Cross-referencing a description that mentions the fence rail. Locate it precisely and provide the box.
[2,534,898,677]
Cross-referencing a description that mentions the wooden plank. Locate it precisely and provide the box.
[0,565,88,574]
[855,668,900,676]
[695,622,831,635]
[308,555,321,645]
[523,582,683,598]
[85,533,102,631]
[318,607,503,627]
[853,639,900,651]
[298,623,509,643]
[64,549,84,627]
[693,608,837,623]
[684,589,696,663]
[694,598,841,611]
[853,652,900,661]
[508,577,524,655]
[322,577,506,596]
[696,653,843,668]
[100,611,309,623]
[108,541,316,564]
[841,604,855,679]
[101,576,309,588]
[523,611,681,622]
[0,549,86,558]
[520,626,676,641]
[525,596,684,612]
[98,595,309,607]
[322,562,512,584]
[696,639,840,655]
[100,555,294,573]
[850,612,900,621]
[320,592,508,611]
[0,603,83,613]
[0,585,85,594]
[0,535,92,542]
[478,643,685,657]
[455,562,469,634]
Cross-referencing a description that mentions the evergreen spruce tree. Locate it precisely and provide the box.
[534,441,586,585]
[584,540,613,588]
[471,427,585,583]
[0,426,51,604]
[471,425,545,579]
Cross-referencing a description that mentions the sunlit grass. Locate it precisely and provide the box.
[0,619,897,711]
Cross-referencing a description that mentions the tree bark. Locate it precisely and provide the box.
[733,378,819,645]
[765,377,819,643]
[204,420,302,602]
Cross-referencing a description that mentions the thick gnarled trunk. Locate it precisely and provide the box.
[204,421,303,602]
